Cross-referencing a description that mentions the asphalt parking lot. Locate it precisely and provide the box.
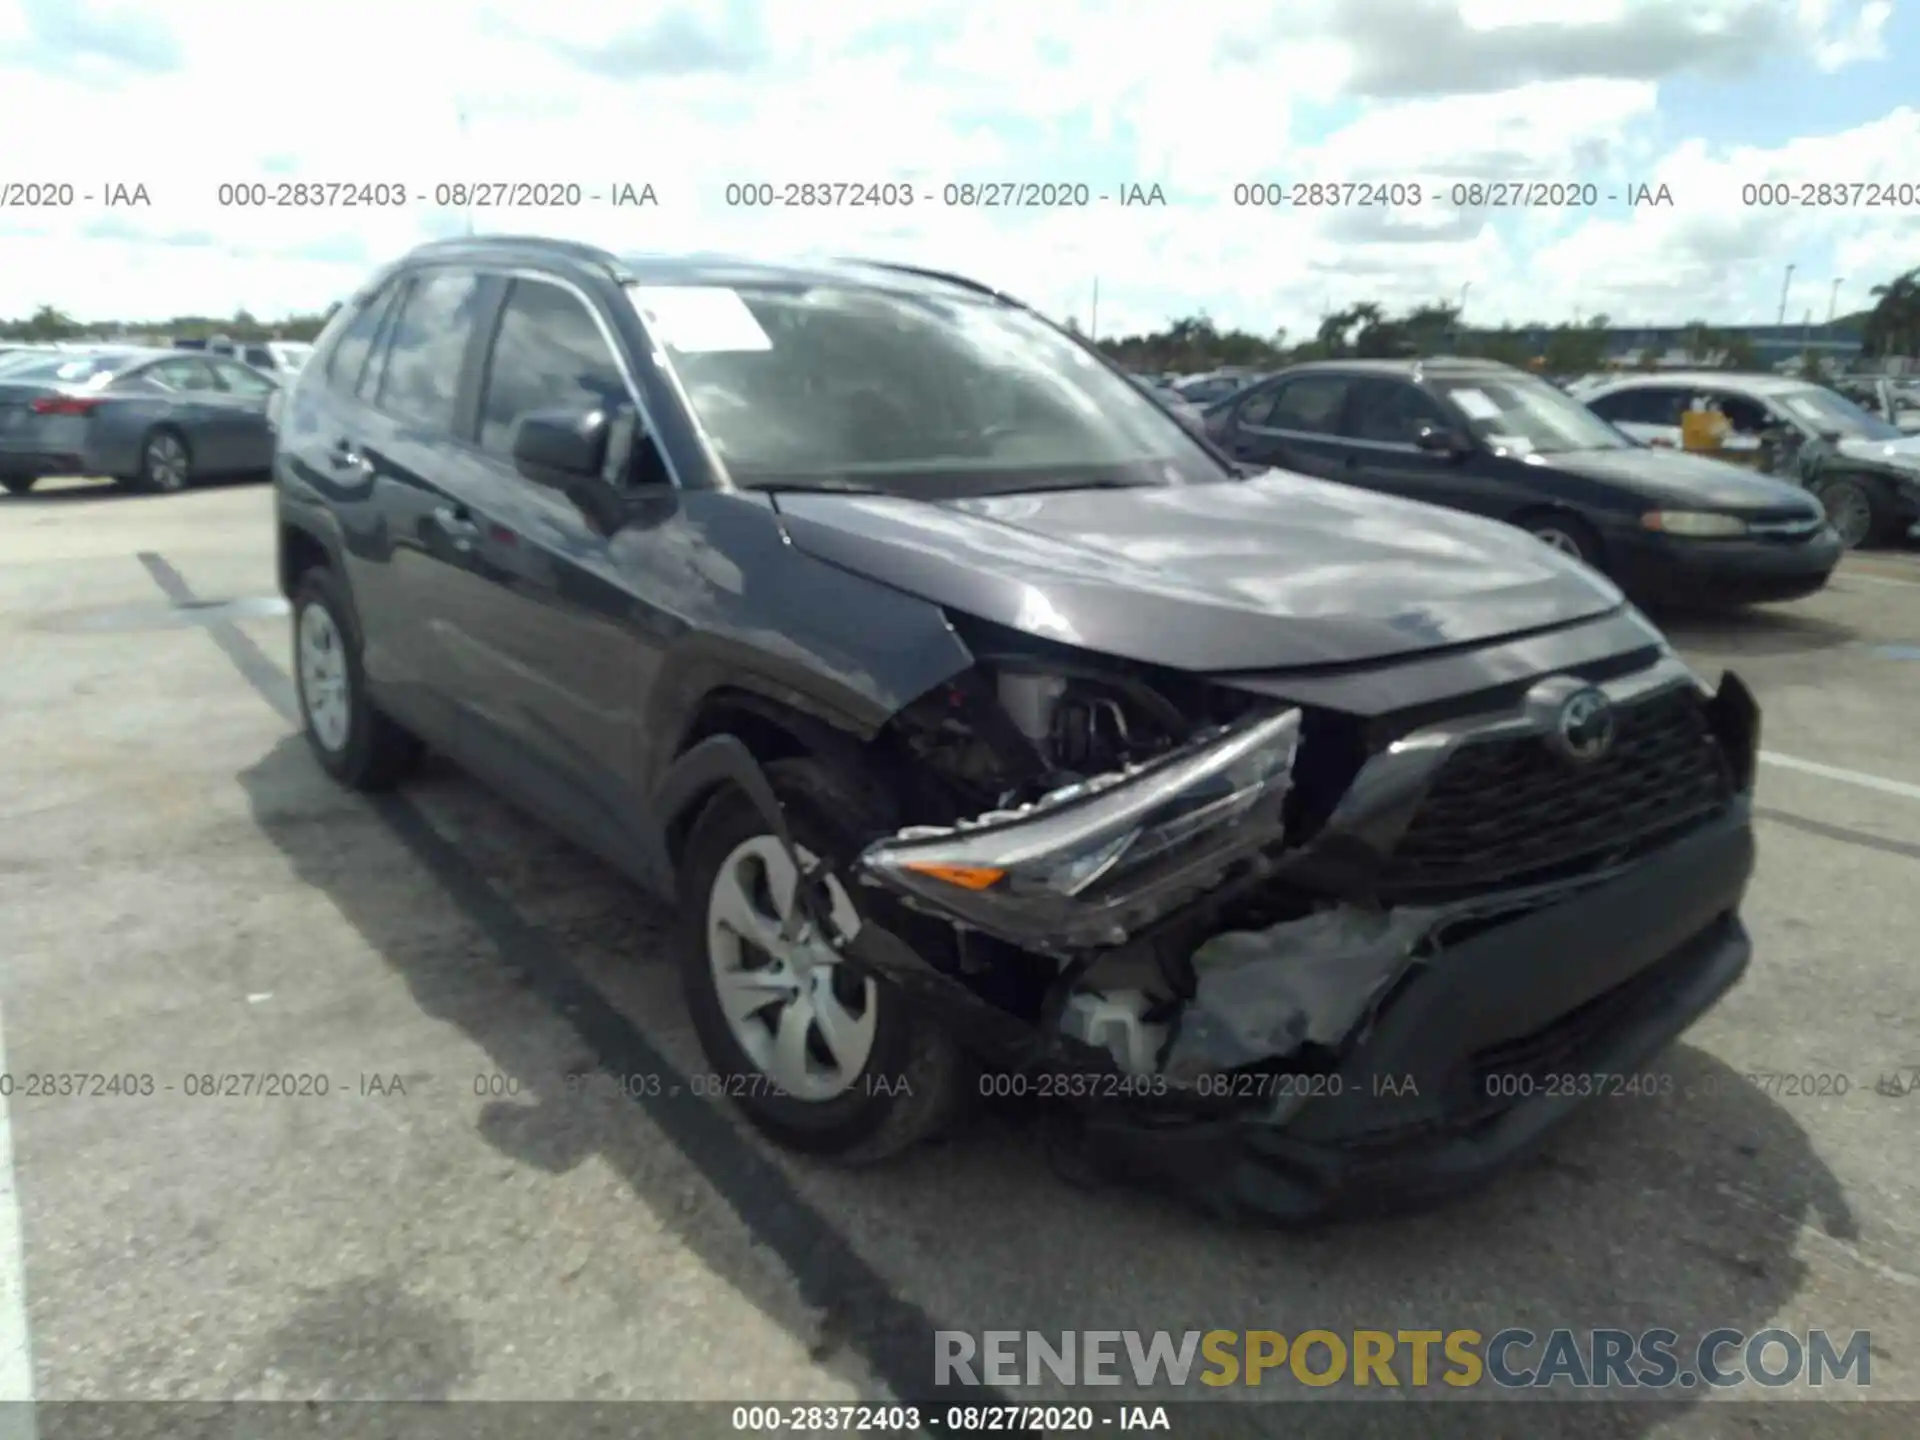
[2,476,1918,1438]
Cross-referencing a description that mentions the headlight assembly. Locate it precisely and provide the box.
[1641,510,1748,538]
[857,708,1301,950]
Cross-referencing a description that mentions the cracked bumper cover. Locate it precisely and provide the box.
[845,659,1760,1218]
[1075,803,1754,1221]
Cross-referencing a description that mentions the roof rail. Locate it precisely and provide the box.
[835,258,1026,309]
[408,233,628,274]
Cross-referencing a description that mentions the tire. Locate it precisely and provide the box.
[291,567,424,790]
[1516,510,1602,566]
[0,476,36,496]
[128,427,193,494]
[1810,473,1893,550]
[677,756,968,1162]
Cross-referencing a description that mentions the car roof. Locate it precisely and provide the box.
[1585,370,1816,396]
[1270,357,1525,380]
[396,235,1029,309]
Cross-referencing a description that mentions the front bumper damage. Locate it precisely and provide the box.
[711,656,1762,1220]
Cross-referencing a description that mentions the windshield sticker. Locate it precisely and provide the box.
[1784,396,1825,420]
[1485,433,1534,455]
[629,286,773,353]
[1450,388,1503,421]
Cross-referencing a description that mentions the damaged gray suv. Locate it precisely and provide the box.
[276,237,1761,1221]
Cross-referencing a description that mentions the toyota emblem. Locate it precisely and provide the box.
[1554,688,1616,763]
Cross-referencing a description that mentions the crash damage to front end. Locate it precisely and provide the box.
[791,614,1760,1221]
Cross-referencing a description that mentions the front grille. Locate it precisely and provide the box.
[1745,506,1826,542]
[1378,686,1732,901]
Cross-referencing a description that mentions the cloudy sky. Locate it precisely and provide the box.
[0,0,1915,338]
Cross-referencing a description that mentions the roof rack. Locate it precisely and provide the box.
[1415,354,1515,368]
[408,233,628,274]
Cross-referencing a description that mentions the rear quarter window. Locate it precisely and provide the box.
[322,281,404,396]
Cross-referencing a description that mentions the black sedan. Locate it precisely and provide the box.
[1206,358,1841,607]
[0,348,278,495]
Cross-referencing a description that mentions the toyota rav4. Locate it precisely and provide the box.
[273,237,1760,1221]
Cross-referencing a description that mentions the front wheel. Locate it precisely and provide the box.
[1810,474,1886,550]
[128,428,193,494]
[677,757,967,1162]
[1518,511,1602,566]
[0,476,36,495]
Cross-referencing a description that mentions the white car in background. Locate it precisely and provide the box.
[1575,370,1920,548]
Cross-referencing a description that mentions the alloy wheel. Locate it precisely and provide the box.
[1532,526,1585,558]
[297,602,352,752]
[1819,479,1873,549]
[144,434,190,492]
[705,834,877,1103]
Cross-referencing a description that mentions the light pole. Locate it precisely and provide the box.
[1827,278,1843,324]
[1457,282,1471,349]
[1089,277,1099,342]
[456,101,474,236]
[1776,263,1795,325]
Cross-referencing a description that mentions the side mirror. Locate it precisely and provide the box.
[513,405,609,488]
[1415,424,1467,455]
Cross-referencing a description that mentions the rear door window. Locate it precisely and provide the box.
[1342,378,1452,444]
[1589,387,1684,426]
[1263,375,1350,435]
[145,357,222,391]
[374,269,487,432]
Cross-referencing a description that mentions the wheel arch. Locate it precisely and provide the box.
[653,685,904,877]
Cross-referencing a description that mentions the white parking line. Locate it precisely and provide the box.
[1760,750,1920,803]
[0,1005,34,1440]
[1839,571,1920,588]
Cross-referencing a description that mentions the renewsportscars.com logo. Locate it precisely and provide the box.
[935,1328,1873,1391]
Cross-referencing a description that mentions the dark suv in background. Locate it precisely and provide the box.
[274,237,1761,1220]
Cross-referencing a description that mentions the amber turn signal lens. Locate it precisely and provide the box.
[899,862,1006,890]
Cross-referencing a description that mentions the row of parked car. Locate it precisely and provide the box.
[0,340,308,493]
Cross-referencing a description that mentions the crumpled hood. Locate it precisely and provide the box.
[1836,433,1920,474]
[772,470,1623,673]
[1529,446,1823,512]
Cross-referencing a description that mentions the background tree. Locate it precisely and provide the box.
[1720,333,1760,370]
[1864,268,1919,359]
[1540,316,1612,375]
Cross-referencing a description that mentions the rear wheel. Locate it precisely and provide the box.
[0,476,35,495]
[292,567,423,790]
[677,757,968,1162]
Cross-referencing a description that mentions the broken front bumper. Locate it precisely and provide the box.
[1073,801,1755,1223]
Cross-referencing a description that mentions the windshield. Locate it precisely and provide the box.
[630,282,1226,495]
[1776,386,1902,441]
[1430,374,1634,456]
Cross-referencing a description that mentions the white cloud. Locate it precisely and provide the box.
[0,0,1912,339]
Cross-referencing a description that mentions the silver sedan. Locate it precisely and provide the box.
[0,348,278,495]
